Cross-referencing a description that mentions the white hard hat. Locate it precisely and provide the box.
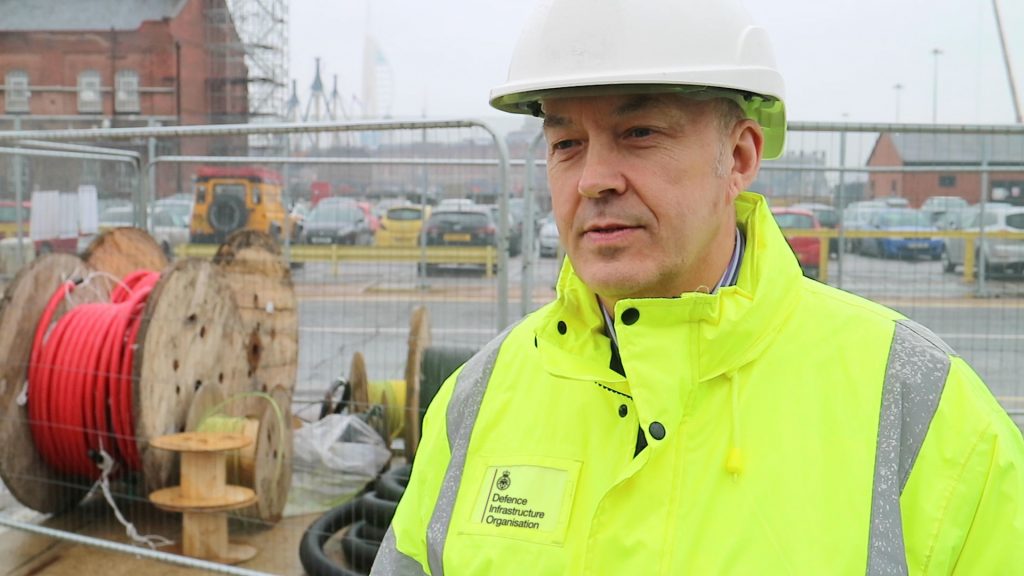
[490,0,787,159]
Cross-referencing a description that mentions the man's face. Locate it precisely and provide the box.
[542,93,744,303]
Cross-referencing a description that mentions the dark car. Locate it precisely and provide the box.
[300,204,373,245]
[486,205,523,256]
[421,207,498,274]
[859,208,943,260]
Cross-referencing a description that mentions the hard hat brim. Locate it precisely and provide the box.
[490,83,786,160]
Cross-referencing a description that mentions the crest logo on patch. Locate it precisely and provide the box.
[497,470,511,491]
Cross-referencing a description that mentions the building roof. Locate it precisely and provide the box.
[0,0,188,32]
[889,133,1024,165]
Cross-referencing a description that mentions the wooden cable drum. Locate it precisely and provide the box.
[348,351,370,414]
[346,350,406,443]
[403,306,431,460]
[247,385,293,523]
[0,230,291,515]
[185,381,293,523]
[81,227,169,280]
[212,230,298,420]
[0,254,109,513]
[133,258,249,494]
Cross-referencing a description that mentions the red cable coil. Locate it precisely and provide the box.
[28,270,160,479]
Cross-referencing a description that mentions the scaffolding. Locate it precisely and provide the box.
[214,0,291,152]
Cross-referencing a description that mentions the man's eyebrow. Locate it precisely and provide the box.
[542,113,569,129]
[542,95,664,129]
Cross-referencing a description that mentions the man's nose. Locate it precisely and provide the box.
[577,142,626,199]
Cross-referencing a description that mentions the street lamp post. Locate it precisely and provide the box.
[931,48,943,123]
[893,83,904,122]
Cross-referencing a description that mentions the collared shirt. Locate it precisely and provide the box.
[601,226,746,350]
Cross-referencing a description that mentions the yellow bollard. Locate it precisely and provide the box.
[817,233,830,284]
[963,238,975,283]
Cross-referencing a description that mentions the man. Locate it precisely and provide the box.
[373,1,1024,574]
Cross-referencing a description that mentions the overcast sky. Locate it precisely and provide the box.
[289,0,1024,127]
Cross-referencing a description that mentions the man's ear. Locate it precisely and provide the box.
[729,120,763,199]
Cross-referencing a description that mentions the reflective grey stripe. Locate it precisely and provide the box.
[425,325,516,576]
[866,320,951,576]
[371,527,428,576]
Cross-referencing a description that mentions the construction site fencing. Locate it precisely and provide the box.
[0,118,1023,574]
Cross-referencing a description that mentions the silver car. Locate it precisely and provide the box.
[538,217,561,258]
[944,203,1024,276]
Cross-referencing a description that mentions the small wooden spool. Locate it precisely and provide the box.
[149,432,258,564]
[403,306,431,460]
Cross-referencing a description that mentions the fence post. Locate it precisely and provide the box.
[977,138,990,296]
[144,119,158,228]
[834,128,848,289]
[12,117,25,269]
[521,131,545,318]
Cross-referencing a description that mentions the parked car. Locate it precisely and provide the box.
[437,198,477,210]
[791,202,839,257]
[921,195,970,228]
[771,207,821,279]
[842,200,888,253]
[376,204,430,247]
[99,205,190,258]
[485,204,523,256]
[859,208,943,260]
[537,215,561,258]
[356,201,381,232]
[300,203,373,245]
[881,196,910,208]
[190,166,290,243]
[0,200,31,240]
[421,207,497,274]
[943,203,1024,276]
[153,192,193,223]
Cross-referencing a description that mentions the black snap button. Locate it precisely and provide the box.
[557,320,567,335]
[621,308,640,325]
[649,421,666,440]
[618,404,628,418]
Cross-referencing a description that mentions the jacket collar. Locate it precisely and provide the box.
[535,192,802,385]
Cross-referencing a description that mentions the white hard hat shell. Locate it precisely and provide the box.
[490,0,787,158]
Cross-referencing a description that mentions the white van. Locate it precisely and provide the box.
[29,185,99,254]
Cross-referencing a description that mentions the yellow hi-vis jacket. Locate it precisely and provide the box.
[373,192,1024,575]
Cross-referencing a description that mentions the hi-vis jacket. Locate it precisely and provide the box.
[373,192,1024,575]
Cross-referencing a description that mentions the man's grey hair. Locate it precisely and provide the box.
[713,98,748,177]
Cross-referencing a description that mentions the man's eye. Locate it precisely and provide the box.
[552,140,576,152]
[628,127,654,138]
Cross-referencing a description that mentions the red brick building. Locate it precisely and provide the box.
[0,0,249,198]
[866,133,1024,208]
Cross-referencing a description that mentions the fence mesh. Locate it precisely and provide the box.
[0,120,1022,573]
